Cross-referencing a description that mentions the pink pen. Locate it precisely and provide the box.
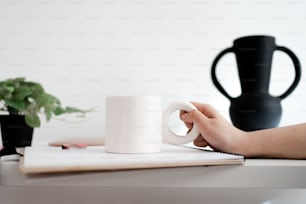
[61,143,88,150]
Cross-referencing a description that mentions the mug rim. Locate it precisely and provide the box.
[106,95,161,99]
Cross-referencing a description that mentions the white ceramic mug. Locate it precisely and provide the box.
[105,96,199,153]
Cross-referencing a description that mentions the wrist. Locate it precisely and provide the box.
[233,130,256,158]
[238,130,264,158]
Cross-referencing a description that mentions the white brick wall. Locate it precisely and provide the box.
[0,0,305,145]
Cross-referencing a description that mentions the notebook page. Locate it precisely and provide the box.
[21,144,244,174]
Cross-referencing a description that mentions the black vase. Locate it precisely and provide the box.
[211,35,301,131]
[0,115,33,147]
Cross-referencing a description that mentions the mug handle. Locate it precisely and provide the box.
[163,102,200,145]
[211,47,235,101]
[275,46,302,100]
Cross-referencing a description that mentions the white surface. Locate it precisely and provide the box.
[1,159,306,204]
[22,144,243,173]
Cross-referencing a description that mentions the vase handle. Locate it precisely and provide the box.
[275,46,302,100]
[211,47,234,100]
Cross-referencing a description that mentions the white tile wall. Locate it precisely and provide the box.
[0,0,305,145]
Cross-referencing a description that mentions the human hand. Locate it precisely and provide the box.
[180,102,245,154]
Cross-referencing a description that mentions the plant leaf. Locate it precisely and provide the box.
[25,113,40,128]
[27,82,45,96]
[45,110,52,121]
[65,106,84,113]
[3,85,14,92]
[53,106,66,116]
[13,86,32,101]
[6,100,26,112]
[0,85,14,99]
[35,93,58,109]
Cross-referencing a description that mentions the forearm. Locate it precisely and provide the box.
[241,123,306,159]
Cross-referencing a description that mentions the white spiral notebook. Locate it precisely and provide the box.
[20,144,244,174]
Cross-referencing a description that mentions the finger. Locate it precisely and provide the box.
[180,112,193,129]
[193,135,208,147]
[181,109,212,139]
[182,109,208,126]
[190,102,221,119]
[179,110,188,115]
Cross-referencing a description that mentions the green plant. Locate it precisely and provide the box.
[0,77,87,128]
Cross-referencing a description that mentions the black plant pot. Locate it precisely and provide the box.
[0,115,33,147]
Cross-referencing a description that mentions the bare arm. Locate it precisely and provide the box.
[244,123,306,159]
[181,102,306,159]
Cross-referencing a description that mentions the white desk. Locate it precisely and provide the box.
[1,159,306,204]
